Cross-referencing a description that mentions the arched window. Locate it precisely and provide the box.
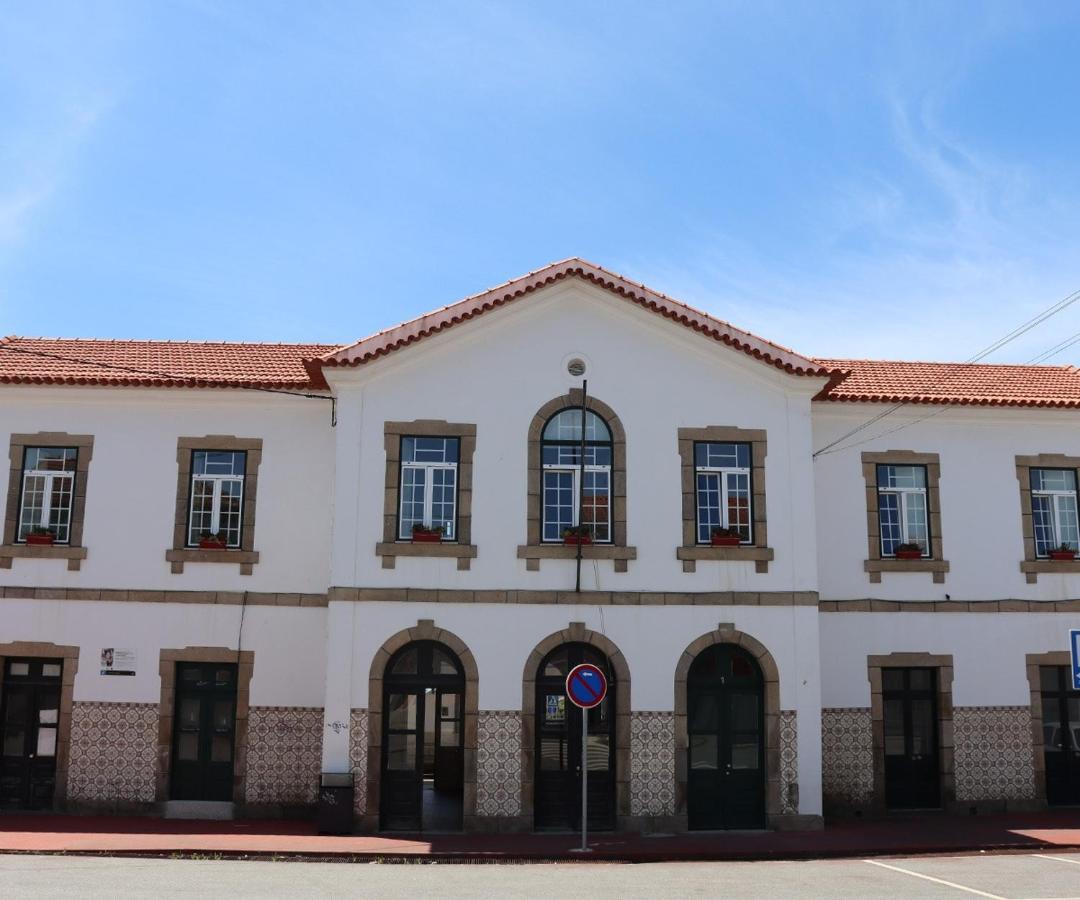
[541,409,612,543]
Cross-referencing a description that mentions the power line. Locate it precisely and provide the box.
[812,286,1080,458]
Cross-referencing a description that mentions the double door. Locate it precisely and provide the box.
[170,662,238,802]
[883,667,941,809]
[0,659,62,809]
[1040,665,1080,805]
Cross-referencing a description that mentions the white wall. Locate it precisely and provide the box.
[327,281,825,594]
[0,597,327,706]
[0,387,333,593]
[814,405,1080,602]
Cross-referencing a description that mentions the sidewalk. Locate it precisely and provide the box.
[0,810,1078,862]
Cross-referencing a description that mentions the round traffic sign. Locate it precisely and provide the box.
[566,663,608,709]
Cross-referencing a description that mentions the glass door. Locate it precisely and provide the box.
[883,667,941,809]
[0,659,62,809]
[1040,666,1080,805]
[169,663,238,801]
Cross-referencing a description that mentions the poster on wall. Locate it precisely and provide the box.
[100,648,136,676]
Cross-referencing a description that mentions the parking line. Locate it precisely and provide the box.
[1033,854,1080,867]
[863,859,1006,899]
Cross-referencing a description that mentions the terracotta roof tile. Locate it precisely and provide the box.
[0,336,338,390]
[815,358,1080,408]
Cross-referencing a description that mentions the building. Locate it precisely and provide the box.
[1,259,1077,831]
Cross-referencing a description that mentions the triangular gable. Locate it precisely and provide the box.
[314,258,836,379]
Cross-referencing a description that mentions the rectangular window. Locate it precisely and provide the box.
[694,442,752,544]
[1031,468,1080,557]
[541,455,612,542]
[876,464,929,557]
[187,450,246,548]
[17,447,78,544]
[398,437,458,540]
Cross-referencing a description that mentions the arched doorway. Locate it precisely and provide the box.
[686,643,765,830]
[533,642,616,831]
[380,640,465,831]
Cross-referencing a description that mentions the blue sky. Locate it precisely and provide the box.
[3,1,1080,362]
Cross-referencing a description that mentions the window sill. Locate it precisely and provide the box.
[864,558,949,584]
[165,548,259,575]
[1020,559,1080,584]
[0,544,87,571]
[375,542,478,571]
[676,545,774,574]
[516,544,637,573]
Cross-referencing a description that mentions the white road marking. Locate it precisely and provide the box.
[863,858,1007,899]
[1033,854,1080,867]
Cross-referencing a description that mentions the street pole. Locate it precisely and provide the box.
[580,704,588,852]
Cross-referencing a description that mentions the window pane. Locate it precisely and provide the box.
[696,473,721,543]
[730,737,760,770]
[878,465,926,489]
[586,733,610,771]
[695,442,749,469]
[540,735,567,770]
[387,694,418,730]
[542,409,611,442]
[386,734,417,770]
[542,471,575,541]
[439,719,461,748]
[1032,468,1077,492]
[879,492,902,556]
[218,480,243,547]
[194,450,245,477]
[1033,494,1056,557]
[543,648,569,679]
[390,648,417,675]
[543,693,566,723]
[18,473,47,540]
[25,447,77,472]
[884,699,905,755]
[1056,494,1079,549]
[402,437,458,464]
[689,734,718,770]
[903,491,928,548]
[188,478,216,544]
[41,663,61,679]
[430,467,457,538]
[581,469,610,541]
[1040,666,1063,693]
[211,735,233,763]
[398,467,427,538]
[432,648,459,676]
[177,733,199,762]
[725,471,752,541]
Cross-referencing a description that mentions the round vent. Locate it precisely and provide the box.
[567,358,586,377]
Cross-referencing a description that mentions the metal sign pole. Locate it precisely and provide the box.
[580,705,588,852]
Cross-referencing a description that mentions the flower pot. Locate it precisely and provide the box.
[199,539,227,550]
[710,535,741,547]
[26,533,54,546]
[894,549,923,560]
[1050,551,1076,561]
[411,531,442,543]
[563,535,592,545]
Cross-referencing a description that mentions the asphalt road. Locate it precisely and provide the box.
[1,851,1079,898]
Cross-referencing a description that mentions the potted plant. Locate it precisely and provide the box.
[198,530,228,550]
[563,525,592,545]
[1049,543,1076,561]
[894,542,924,560]
[25,525,55,546]
[710,526,743,547]
[411,523,444,543]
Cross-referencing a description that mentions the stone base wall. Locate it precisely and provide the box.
[67,701,157,807]
[244,707,323,808]
[821,707,874,811]
[954,706,1036,803]
[476,710,522,818]
[629,711,675,818]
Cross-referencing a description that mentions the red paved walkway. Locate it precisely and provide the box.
[0,811,1078,861]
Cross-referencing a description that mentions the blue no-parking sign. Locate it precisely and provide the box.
[566,663,608,709]
[1071,629,1080,690]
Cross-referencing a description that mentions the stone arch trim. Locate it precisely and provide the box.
[364,620,479,830]
[520,623,632,825]
[525,389,628,549]
[673,626,783,828]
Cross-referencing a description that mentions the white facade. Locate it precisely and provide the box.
[1,271,1076,830]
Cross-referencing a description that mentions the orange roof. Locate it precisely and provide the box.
[319,258,834,378]
[0,337,337,390]
[815,358,1080,408]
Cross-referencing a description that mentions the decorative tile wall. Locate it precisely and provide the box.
[349,709,368,816]
[779,710,798,814]
[954,706,1036,802]
[630,711,675,817]
[475,710,522,818]
[245,707,323,806]
[67,702,158,805]
[821,707,874,809]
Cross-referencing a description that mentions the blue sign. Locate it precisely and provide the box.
[566,663,608,709]
[1071,629,1080,691]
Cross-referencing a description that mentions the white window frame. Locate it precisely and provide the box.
[541,463,611,542]
[18,448,77,544]
[694,451,753,545]
[1031,468,1080,557]
[398,438,458,540]
[877,465,929,558]
[187,453,245,548]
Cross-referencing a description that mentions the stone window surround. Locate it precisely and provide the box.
[376,421,478,571]
[0,641,79,807]
[165,436,262,575]
[156,646,254,804]
[518,390,636,573]
[1024,650,1071,805]
[861,451,949,584]
[867,652,955,811]
[520,623,632,828]
[675,427,773,574]
[363,620,479,831]
[2,432,94,571]
[673,626,794,829]
[1016,455,1080,583]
